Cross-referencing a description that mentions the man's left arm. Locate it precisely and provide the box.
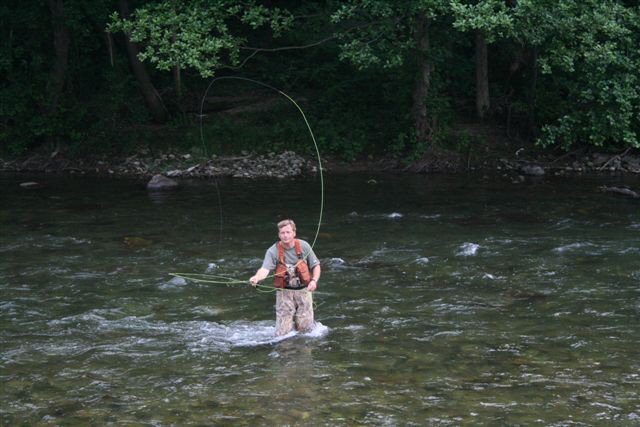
[307,264,321,292]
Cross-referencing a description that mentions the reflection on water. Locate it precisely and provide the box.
[1,173,639,425]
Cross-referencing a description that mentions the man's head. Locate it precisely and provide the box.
[277,219,296,246]
[277,219,296,232]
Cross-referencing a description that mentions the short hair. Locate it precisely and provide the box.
[277,219,296,232]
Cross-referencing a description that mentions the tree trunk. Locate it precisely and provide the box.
[172,34,182,101]
[105,30,114,67]
[528,47,539,138]
[118,0,168,123]
[46,0,70,119]
[412,14,432,142]
[174,65,182,99]
[475,30,490,119]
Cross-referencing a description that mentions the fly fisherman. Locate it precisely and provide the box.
[249,219,321,336]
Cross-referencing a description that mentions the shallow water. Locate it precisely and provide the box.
[1,172,639,425]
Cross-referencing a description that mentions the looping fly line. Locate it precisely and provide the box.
[171,76,325,289]
[168,272,277,292]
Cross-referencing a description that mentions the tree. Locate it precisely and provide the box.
[1,1,101,152]
[449,0,513,120]
[46,0,70,130]
[332,1,452,144]
[108,0,294,79]
[511,0,640,148]
[0,2,49,153]
[334,0,640,151]
[116,0,168,123]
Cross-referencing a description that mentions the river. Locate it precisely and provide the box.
[1,172,639,425]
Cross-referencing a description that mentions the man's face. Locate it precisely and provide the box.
[278,224,296,245]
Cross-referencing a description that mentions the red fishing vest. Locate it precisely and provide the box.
[274,239,312,288]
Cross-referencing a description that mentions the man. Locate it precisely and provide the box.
[250,219,321,336]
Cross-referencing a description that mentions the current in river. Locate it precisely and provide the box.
[1,172,639,425]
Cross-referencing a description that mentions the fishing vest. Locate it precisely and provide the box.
[274,239,312,289]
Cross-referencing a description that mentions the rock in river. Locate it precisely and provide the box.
[146,174,178,191]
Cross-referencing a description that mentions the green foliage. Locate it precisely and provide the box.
[332,0,639,151]
[76,67,154,157]
[513,0,640,148]
[2,0,639,162]
[0,2,48,154]
[331,0,449,70]
[313,119,367,161]
[450,0,513,42]
[331,0,456,156]
[387,130,420,160]
[185,113,308,157]
[182,106,374,162]
[0,0,119,156]
[108,0,293,78]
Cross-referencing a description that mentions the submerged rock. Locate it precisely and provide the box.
[147,174,178,190]
[19,181,45,189]
[168,276,187,286]
[327,258,347,268]
[520,164,545,176]
[599,185,639,198]
[123,236,152,249]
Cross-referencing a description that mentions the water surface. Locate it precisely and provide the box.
[1,173,639,425]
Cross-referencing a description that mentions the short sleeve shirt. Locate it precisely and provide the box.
[261,239,320,271]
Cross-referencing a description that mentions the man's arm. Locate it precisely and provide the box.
[307,264,321,292]
[250,267,270,286]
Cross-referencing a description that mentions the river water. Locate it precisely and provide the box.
[1,172,639,426]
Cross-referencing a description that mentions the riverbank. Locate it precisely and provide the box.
[0,150,316,180]
[1,146,639,180]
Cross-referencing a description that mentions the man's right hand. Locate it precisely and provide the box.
[250,268,269,287]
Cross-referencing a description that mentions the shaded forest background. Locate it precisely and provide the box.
[1,0,638,164]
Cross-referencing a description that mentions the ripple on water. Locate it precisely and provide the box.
[552,242,604,255]
[190,305,225,317]
[360,212,404,220]
[17,311,330,360]
[619,247,640,255]
[36,235,93,248]
[432,302,478,315]
[357,246,423,266]
[456,242,480,256]
[552,218,579,230]
[0,243,28,253]
[0,301,18,314]
[159,276,187,290]
[419,213,442,220]
[190,320,328,350]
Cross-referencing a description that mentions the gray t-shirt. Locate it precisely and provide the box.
[261,239,320,271]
